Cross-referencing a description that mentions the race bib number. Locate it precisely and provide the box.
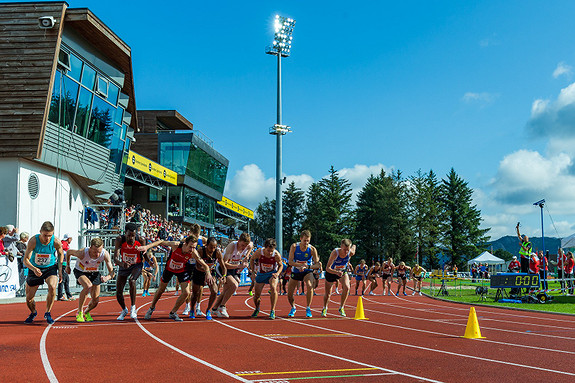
[35,253,51,266]
[122,254,137,266]
[334,264,346,271]
[168,259,184,271]
[261,263,274,273]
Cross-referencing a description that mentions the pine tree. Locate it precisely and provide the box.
[282,181,305,251]
[355,172,386,265]
[440,168,490,266]
[252,198,275,244]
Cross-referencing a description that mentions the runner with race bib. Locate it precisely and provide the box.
[322,239,356,317]
[249,238,283,319]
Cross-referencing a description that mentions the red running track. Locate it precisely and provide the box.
[1,285,575,383]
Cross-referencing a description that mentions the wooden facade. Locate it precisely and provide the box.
[0,2,138,160]
[0,2,67,158]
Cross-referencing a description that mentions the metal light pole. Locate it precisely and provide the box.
[266,14,295,254]
[534,199,546,287]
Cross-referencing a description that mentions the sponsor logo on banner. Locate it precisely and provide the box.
[0,258,20,299]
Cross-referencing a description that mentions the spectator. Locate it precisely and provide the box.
[57,234,74,301]
[516,223,532,273]
[564,251,574,295]
[557,248,566,291]
[2,224,19,262]
[16,232,29,286]
[508,256,521,273]
[0,226,10,261]
[539,250,549,290]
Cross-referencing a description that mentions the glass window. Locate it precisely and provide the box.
[87,96,115,148]
[96,76,109,98]
[108,83,120,105]
[81,64,96,90]
[48,71,79,131]
[48,70,62,125]
[68,53,83,82]
[159,141,190,175]
[183,188,214,223]
[168,186,182,217]
[149,188,166,202]
[185,143,227,193]
[75,87,93,137]
[114,107,123,126]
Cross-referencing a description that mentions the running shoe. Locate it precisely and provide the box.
[369,291,375,296]
[305,307,312,318]
[269,310,276,320]
[144,307,155,320]
[142,291,146,297]
[44,312,55,325]
[419,292,422,296]
[411,292,416,296]
[339,307,346,317]
[76,313,85,322]
[130,307,137,320]
[321,308,327,317]
[195,307,204,317]
[216,306,229,318]
[288,307,296,317]
[251,308,259,318]
[403,292,407,296]
[117,308,129,321]
[174,291,180,296]
[249,291,253,296]
[24,312,37,324]
[205,310,213,320]
[182,304,191,316]
[169,312,183,322]
[189,311,195,319]
[84,313,93,322]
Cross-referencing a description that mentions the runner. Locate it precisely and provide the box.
[22,221,64,324]
[280,259,291,295]
[142,252,159,297]
[113,223,151,321]
[190,237,225,320]
[381,257,395,296]
[65,238,115,322]
[395,261,411,296]
[249,238,283,319]
[411,263,426,295]
[183,223,207,316]
[213,233,253,318]
[354,259,368,295]
[366,262,381,295]
[322,239,356,317]
[144,234,213,321]
[287,230,321,318]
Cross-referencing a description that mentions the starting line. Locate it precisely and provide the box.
[237,367,380,376]
[239,368,393,382]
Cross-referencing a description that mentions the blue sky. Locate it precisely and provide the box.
[31,1,575,241]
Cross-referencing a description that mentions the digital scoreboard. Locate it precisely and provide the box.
[490,273,539,289]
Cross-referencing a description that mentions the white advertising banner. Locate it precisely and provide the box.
[0,257,20,299]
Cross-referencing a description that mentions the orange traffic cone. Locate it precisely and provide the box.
[354,296,368,320]
[461,307,485,339]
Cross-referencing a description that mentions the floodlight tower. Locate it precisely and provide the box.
[266,14,295,254]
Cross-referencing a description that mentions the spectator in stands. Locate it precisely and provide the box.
[0,226,10,261]
[57,234,74,301]
[564,251,574,295]
[2,224,19,262]
[508,256,521,272]
[107,189,124,229]
[16,232,29,286]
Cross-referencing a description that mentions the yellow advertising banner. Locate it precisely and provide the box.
[127,150,177,185]
[218,196,254,219]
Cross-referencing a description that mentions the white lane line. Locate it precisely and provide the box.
[40,298,116,383]
[361,296,575,340]
[134,299,249,382]
[287,302,575,377]
[250,372,396,382]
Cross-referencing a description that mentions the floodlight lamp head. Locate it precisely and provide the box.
[533,199,545,207]
[268,14,296,57]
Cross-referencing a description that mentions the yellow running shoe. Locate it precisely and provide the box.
[76,313,85,322]
[84,312,93,322]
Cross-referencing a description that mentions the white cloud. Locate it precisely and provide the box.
[462,92,497,105]
[337,163,392,201]
[553,61,572,79]
[527,82,575,138]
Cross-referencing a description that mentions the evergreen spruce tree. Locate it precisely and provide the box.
[252,197,275,244]
[282,181,305,251]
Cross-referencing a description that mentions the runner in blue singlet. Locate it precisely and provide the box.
[287,230,320,318]
[322,239,356,317]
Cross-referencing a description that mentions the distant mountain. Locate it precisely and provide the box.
[486,236,561,255]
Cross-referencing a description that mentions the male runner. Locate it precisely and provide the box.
[183,223,207,316]
[213,233,253,318]
[322,239,356,317]
[22,221,64,324]
[142,252,159,297]
[65,238,115,322]
[354,259,368,295]
[190,237,225,320]
[143,234,213,321]
[250,238,283,319]
[287,230,321,318]
[114,223,151,320]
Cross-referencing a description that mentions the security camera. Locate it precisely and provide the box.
[38,16,56,29]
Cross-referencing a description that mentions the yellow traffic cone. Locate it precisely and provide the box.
[461,307,485,339]
[354,296,368,320]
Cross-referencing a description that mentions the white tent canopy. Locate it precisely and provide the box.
[561,233,575,248]
[467,251,505,265]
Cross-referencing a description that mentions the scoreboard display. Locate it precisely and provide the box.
[490,273,539,289]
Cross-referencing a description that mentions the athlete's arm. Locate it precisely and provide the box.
[23,236,42,277]
[216,249,226,279]
[309,245,321,270]
[65,248,84,274]
[222,242,237,269]
[192,249,214,285]
[113,236,124,267]
[101,250,115,282]
[325,250,340,275]
[273,250,283,279]
[152,255,159,280]
[249,250,259,276]
[54,238,64,283]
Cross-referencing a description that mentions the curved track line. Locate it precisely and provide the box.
[284,301,575,376]
[40,298,116,383]
[320,298,575,356]
[135,299,249,382]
